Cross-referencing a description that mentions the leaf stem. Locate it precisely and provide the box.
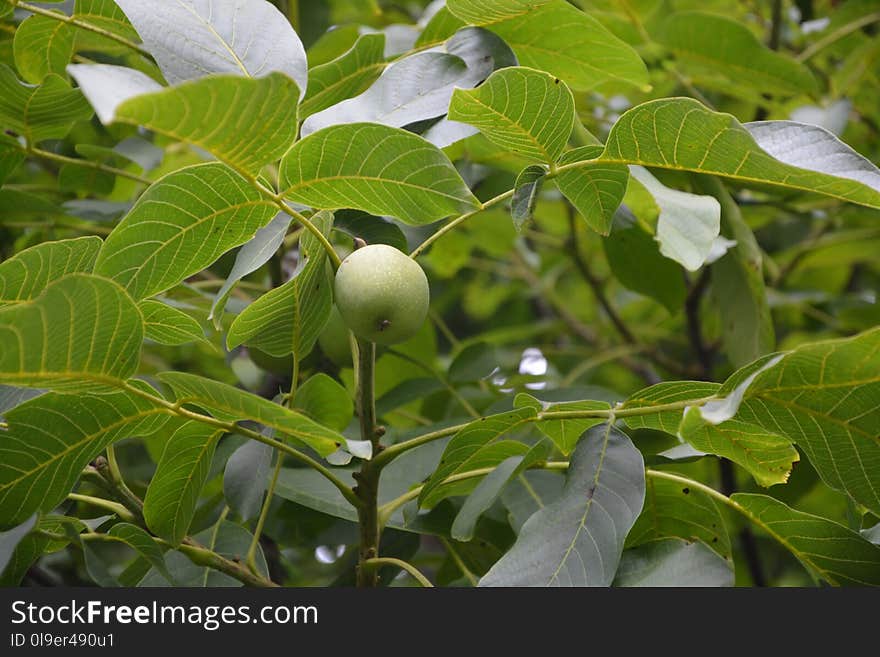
[354,337,381,587]
[20,144,152,185]
[12,1,151,57]
[66,492,134,521]
[409,189,515,259]
[257,186,342,269]
[245,455,283,575]
[797,12,880,62]
[362,557,433,587]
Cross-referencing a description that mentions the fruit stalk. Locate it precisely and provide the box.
[354,338,380,587]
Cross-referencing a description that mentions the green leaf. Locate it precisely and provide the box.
[300,33,386,119]
[227,229,332,358]
[419,407,537,508]
[0,236,101,306]
[484,1,648,91]
[0,274,143,391]
[0,387,167,529]
[13,14,75,83]
[0,65,93,143]
[280,123,479,225]
[94,163,277,301]
[735,329,880,515]
[448,342,499,383]
[140,300,206,346]
[0,135,25,185]
[110,73,299,174]
[223,440,274,520]
[144,422,222,545]
[73,0,140,53]
[447,0,553,25]
[209,212,291,327]
[510,165,545,231]
[107,522,173,584]
[293,374,353,433]
[416,6,465,45]
[629,473,731,558]
[158,372,344,458]
[603,207,686,312]
[658,12,818,98]
[501,470,564,532]
[601,98,880,209]
[680,409,799,487]
[113,0,307,94]
[1,516,85,585]
[614,538,733,587]
[449,67,574,164]
[451,441,550,541]
[733,493,880,586]
[696,176,774,367]
[480,424,645,586]
[629,166,720,271]
[557,146,628,236]
[331,210,409,253]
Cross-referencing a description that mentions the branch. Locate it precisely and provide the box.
[21,145,153,185]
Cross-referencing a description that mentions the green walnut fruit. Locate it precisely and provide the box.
[318,305,353,366]
[333,244,429,345]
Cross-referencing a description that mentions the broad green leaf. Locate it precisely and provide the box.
[280,124,479,225]
[94,163,277,301]
[13,14,75,83]
[680,409,799,487]
[227,241,331,358]
[511,165,545,231]
[734,493,880,586]
[447,0,553,25]
[419,407,537,508]
[302,29,513,136]
[138,521,267,587]
[629,166,720,271]
[0,387,167,529]
[622,381,721,433]
[614,538,733,587]
[300,33,386,119]
[630,473,731,558]
[601,98,880,209]
[0,65,93,143]
[480,424,645,586]
[209,212,292,327]
[696,175,774,366]
[113,0,307,94]
[534,400,610,456]
[603,207,686,312]
[157,372,344,458]
[557,146,628,235]
[0,274,143,391]
[416,6,465,46]
[107,523,173,584]
[0,236,101,306]
[294,374,353,433]
[448,342,500,383]
[451,441,550,541]
[449,67,574,164]
[139,300,206,346]
[144,422,222,545]
[73,0,141,53]
[735,329,880,515]
[223,440,274,520]
[112,73,299,174]
[658,12,817,98]
[485,1,648,91]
